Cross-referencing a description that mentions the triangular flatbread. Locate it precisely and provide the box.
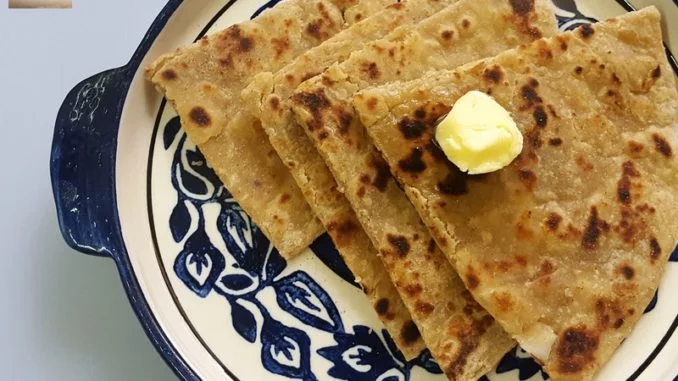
[289,0,558,378]
[240,0,461,358]
[355,8,678,380]
[146,0,392,258]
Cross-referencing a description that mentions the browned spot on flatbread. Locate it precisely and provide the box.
[416,301,435,315]
[516,222,534,240]
[575,66,584,75]
[618,161,640,205]
[318,130,329,140]
[404,283,423,297]
[427,239,436,253]
[292,89,330,132]
[509,0,534,15]
[279,193,291,203]
[549,138,563,146]
[269,96,280,111]
[161,69,177,80]
[578,24,595,39]
[438,170,469,196]
[375,298,389,315]
[538,42,554,60]
[576,155,593,171]
[617,176,632,205]
[356,186,366,198]
[327,219,358,247]
[595,298,625,329]
[189,107,211,127]
[652,65,661,78]
[271,37,290,59]
[618,264,635,280]
[441,30,454,40]
[557,36,568,51]
[398,118,427,140]
[612,73,622,84]
[545,212,563,231]
[387,234,410,257]
[521,82,542,109]
[649,236,661,262]
[533,106,548,128]
[652,133,673,158]
[465,266,480,290]
[518,169,537,191]
[493,292,514,312]
[444,315,495,379]
[220,25,254,53]
[370,155,391,192]
[556,326,599,374]
[483,65,504,84]
[306,19,327,40]
[628,141,644,154]
[361,62,381,80]
[400,320,421,344]
[336,109,353,135]
[365,97,378,111]
[398,147,426,173]
[582,207,609,250]
[461,19,471,29]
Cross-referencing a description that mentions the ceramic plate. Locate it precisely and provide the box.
[50,0,678,380]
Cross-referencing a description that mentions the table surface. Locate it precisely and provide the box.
[0,0,177,379]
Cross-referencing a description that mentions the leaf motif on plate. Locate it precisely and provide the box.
[310,234,358,288]
[260,318,314,380]
[173,227,225,297]
[231,300,258,343]
[169,199,191,243]
[488,346,549,381]
[409,348,442,375]
[163,116,182,149]
[319,325,403,380]
[274,271,344,333]
[214,269,259,296]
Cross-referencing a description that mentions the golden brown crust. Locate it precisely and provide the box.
[290,0,558,378]
[355,8,678,381]
[145,0,390,257]
[240,0,456,357]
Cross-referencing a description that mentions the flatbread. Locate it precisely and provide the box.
[355,8,678,381]
[241,0,456,358]
[289,0,558,378]
[146,0,390,258]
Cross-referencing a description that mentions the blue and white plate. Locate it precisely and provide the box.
[50,1,678,380]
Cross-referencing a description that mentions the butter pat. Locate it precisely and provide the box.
[435,91,522,174]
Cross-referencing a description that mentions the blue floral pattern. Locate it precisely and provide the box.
[163,116,440,379]
[159,1,678,380]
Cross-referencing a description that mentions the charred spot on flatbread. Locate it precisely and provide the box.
[555,326,599,374]
[652,133,673,158]
[189,107,211,127]
[387,234,411,257]
[400,320,421,344]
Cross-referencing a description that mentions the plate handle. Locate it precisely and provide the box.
[50,66,134,258]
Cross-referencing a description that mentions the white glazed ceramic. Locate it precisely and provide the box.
[50,1,678,380]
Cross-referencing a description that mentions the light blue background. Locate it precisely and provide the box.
[0,1,177,379]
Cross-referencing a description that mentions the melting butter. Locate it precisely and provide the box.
[435,90,522,174]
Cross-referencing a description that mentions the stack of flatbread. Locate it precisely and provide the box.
[147,0,678,379]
